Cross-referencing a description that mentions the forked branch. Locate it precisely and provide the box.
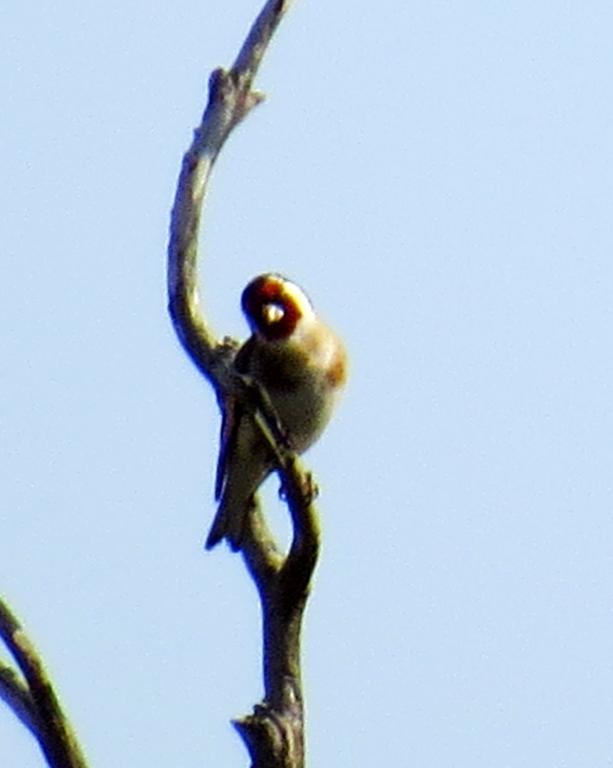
[0,598,88,768]
[167,1,320,766]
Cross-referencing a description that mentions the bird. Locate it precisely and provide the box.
[205,273,347,550]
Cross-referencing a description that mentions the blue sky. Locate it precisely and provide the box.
[2,1,613,765]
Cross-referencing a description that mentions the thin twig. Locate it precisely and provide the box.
[0,598,88,768]
[0,662,40,735]
[168,0,292,386]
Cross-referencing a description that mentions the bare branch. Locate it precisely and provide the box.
[0,662,40,736]
[167,1,322,766]
[0,598,88,768]
[167,0,292,388]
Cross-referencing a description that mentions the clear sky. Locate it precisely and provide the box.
[2,1,613,766]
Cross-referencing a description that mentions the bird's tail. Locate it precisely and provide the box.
[206,432,272,551]
[205,496,250,551]
[204,507,227,550]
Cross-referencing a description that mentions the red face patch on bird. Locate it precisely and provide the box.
[241,274,313,341]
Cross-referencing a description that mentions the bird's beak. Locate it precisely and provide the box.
[262,303,284,325]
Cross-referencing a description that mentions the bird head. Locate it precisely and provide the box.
[241,273,315,341]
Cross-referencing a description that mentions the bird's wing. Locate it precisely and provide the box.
[214,395,241,500]
[213,338,256,501]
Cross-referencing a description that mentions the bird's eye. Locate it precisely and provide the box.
[262,303,285,325]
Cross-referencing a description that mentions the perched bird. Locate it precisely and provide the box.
[205,273,347,550]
